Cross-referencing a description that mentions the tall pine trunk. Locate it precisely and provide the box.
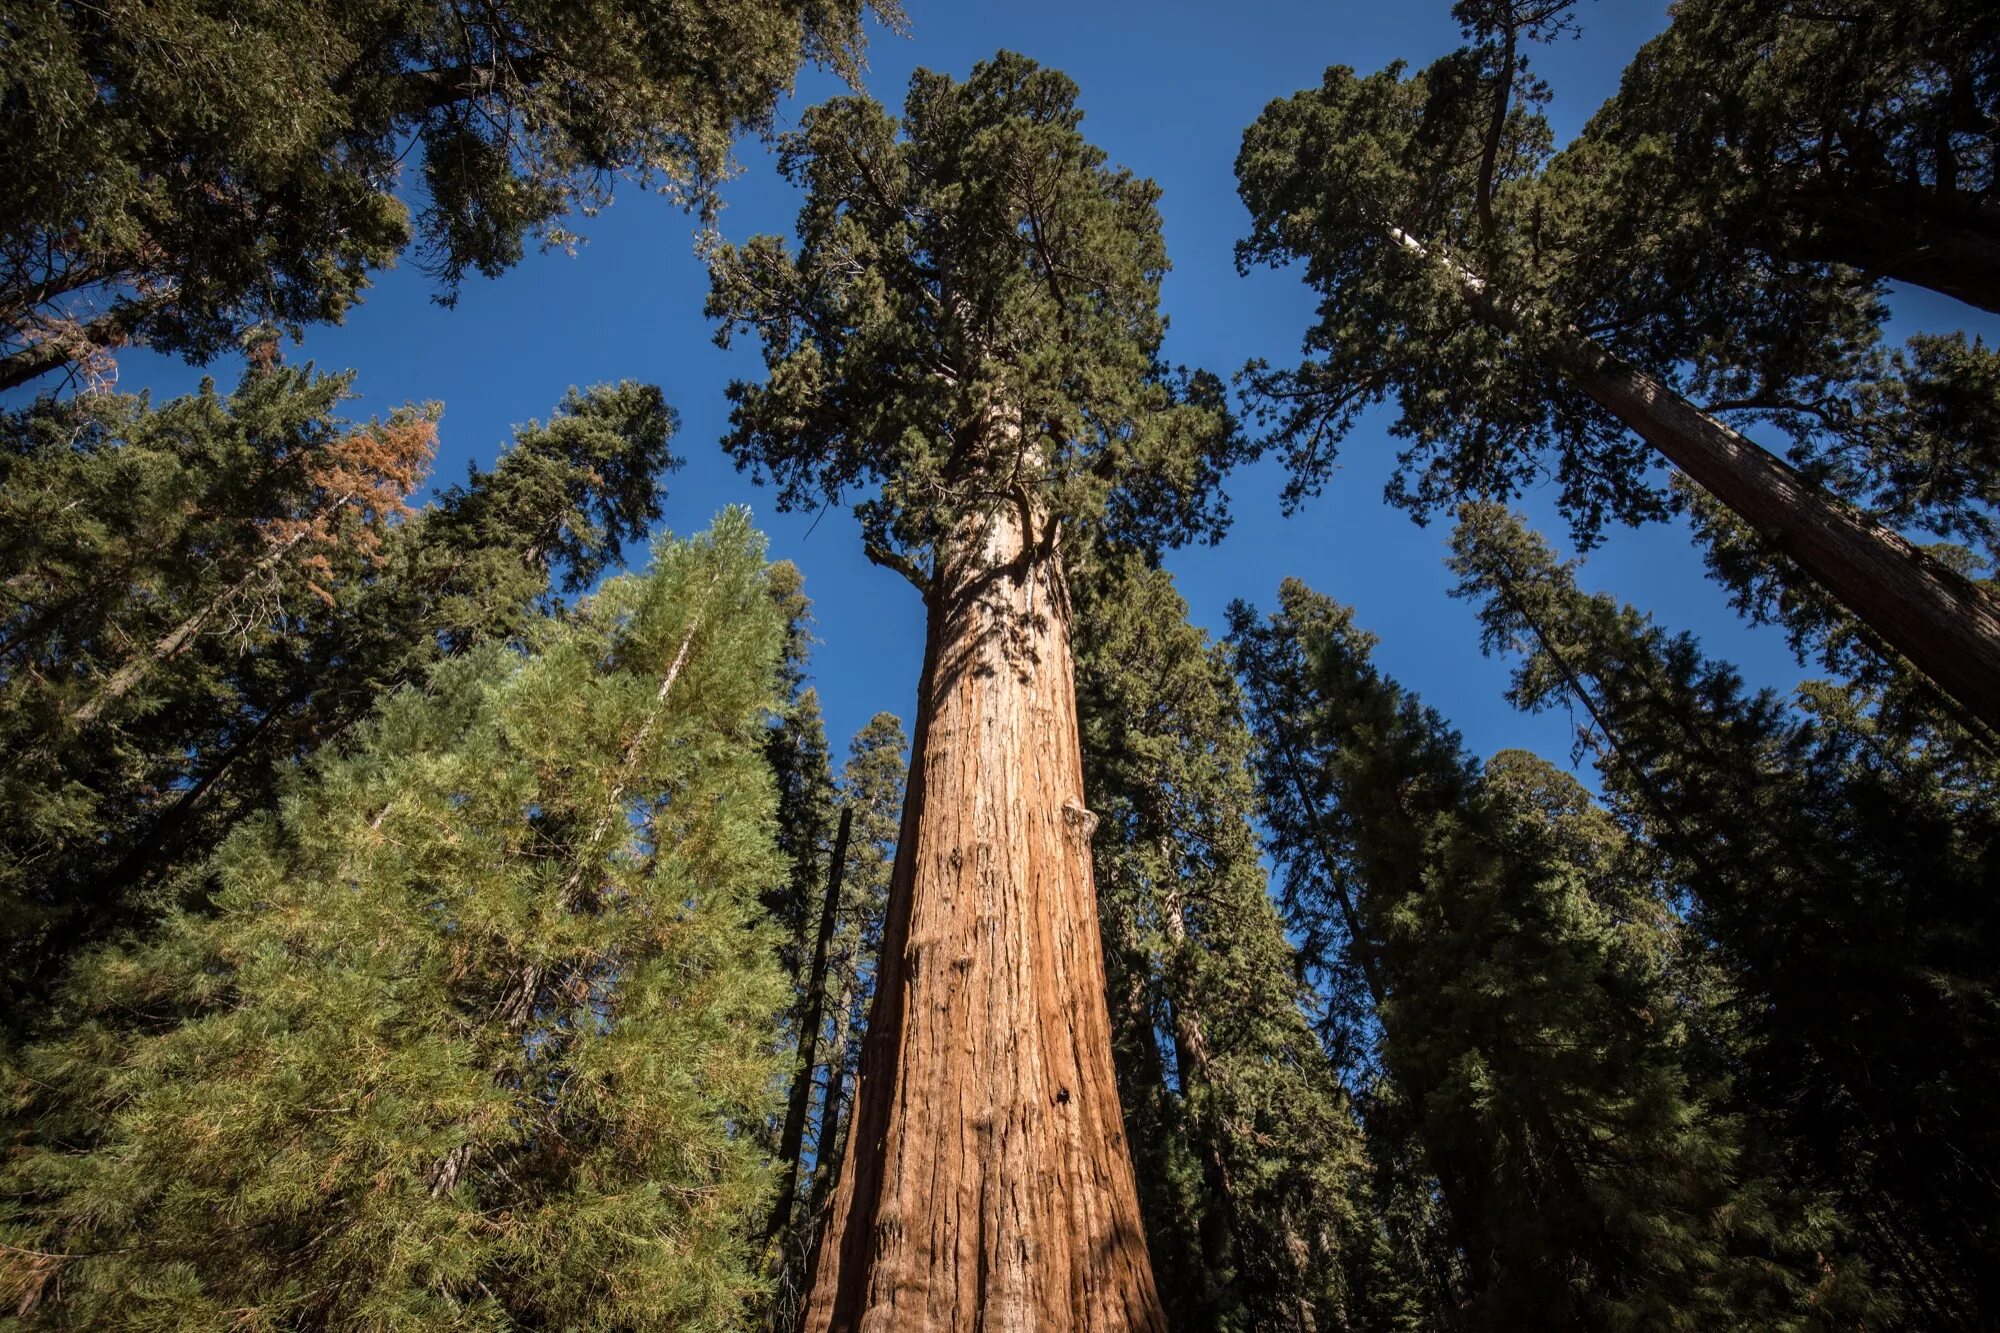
[1393,228,2000,733]
[803,504,1164,1332]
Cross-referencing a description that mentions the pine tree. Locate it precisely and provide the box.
[1073,551,1405,1333]
[1449,503,2000,1328]
[706,51,1247,1329]
[0,0,897,391]
[1233,7,2000,732]
[1230,579,1833,1330]
[0,371,681,1018]
[1,511,789,1329]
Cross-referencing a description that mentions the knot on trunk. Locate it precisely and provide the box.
[1062,797,1099,841]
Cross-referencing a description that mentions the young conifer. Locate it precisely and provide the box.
[1073,553,1406,1333]
[0,373,680,1019]
[2,511,788,1329]
[1449,503,2000,1327]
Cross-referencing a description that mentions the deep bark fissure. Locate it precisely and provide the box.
[802,502,1163,1332]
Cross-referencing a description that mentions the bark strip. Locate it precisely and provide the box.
[802,504,1164,1332]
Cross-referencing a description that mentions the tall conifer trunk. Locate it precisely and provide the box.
[1391,228,2000,734]
[804,504,1164,1332]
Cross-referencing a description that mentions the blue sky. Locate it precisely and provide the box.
[57,0,1996,770]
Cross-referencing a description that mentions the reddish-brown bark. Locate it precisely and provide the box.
[802,503,1165,1332]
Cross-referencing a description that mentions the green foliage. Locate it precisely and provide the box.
[1588,0,2000,312]
[0,0,896,388]
[1,511,789,1329]
[1449,502,2000,1327]
[1232,8,1998,570]
[1074,551,1404,1333]
[706,51,1247,580]
[0,369,680,1018]
[818,709,905,1154]
[1230,578,1833,1330]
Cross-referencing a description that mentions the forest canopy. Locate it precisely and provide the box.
[3,1,1997,1330]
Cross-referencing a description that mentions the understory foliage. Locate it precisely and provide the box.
[1,512,789,1329]
[0,366,681,1022]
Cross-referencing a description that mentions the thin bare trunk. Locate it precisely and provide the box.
[1393,227,2000,734]
[802,503,1164,1332]
[810,961,861,1210]
[769,805,855,1247]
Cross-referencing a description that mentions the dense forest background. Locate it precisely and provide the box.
[5,0,1998,1327]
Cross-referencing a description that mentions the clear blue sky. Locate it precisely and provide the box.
[66,0,1995,770]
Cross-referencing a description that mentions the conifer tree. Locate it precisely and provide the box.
[0,0,898,391]
[1230,579,1835,1330]
[1233,8,2000,732]
[807,713,906,1213]
[765,712,907,1332]
[1,512,789,1329]
[1073,552,1404,1333]
[758,561,837,1245]
[0,371,681,1017]
[706,51,1246,1329]
[1449,503,2000,1328]
[1590,0,2000,316]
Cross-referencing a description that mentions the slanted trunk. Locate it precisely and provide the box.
[803,503,1164,1332]
[769,805,855,1247]
[69,501,346,727]
[1781,185,2000,316]
[1394,228,2000,735]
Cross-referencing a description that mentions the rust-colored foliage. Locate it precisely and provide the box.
[270,416,436,605]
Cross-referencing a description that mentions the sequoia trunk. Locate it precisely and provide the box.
[802,504,1165,1332]
[1390,227,2000,735]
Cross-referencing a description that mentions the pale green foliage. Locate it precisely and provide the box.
[0,371,680,1020]
[2,511,789,1329]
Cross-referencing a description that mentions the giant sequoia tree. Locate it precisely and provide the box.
[707,52,1244,1330]
[0,0,896,391]
[1235,4,2000,732]
[1591,0,2000,316]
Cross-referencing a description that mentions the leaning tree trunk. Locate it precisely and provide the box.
[1780,186,2000,317]
[1392,228,2000,735]
[802,503,1165,1333]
